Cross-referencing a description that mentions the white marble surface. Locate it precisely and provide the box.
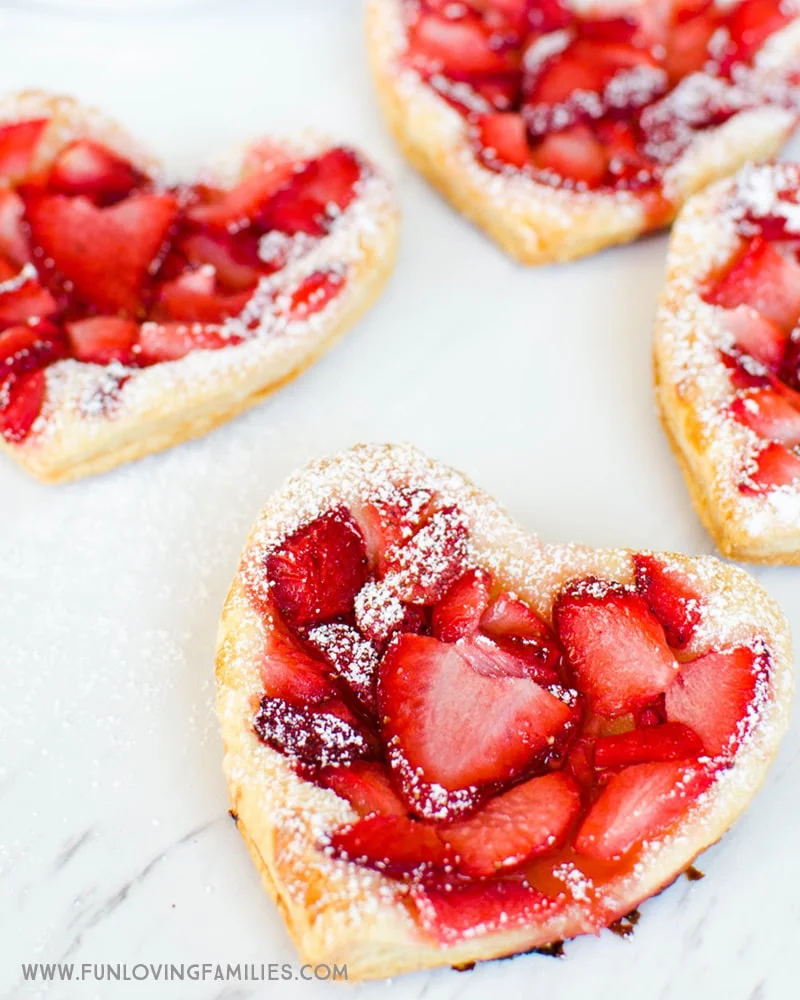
[0,2,798,998]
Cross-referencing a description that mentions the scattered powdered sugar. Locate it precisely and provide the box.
[729,161,800,235]
[354,580,407,645]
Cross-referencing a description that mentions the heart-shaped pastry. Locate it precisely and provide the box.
[656,161,800,563]
[0,92,399,482]
[215,443,791,980]
[366,0,799,264]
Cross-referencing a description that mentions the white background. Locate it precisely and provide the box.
[0,2,798,998]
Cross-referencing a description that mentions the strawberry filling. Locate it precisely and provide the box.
[245,489,771,941]
[0,121,367,443]
[401,0,796,195]
[700,166,800,494]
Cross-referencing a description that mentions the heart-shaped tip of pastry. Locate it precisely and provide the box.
[216,443,791,980]
[366,0,799,265]
[0,91,399,482]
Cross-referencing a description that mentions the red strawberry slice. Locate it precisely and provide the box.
[137,321,240,363]
[318,762,407,818]
[305,622,379,712]
[47,139,145,205]
[0,367,46,442]
[704,239,800,332]
[530,124,608,187]
[431,567,491,642]
[719,305,788,371]
[253,695,376,768]
[66,316,139,365]
[0,189,31,267]
[408,11,519,76]
[718,0,793,75]
[593,722,704,769]
[258,148,362,237]
[353,580,429,651]
[665,646,766,757]
[458,632,563,688]
[442,772,582,878]
[155,268,253,324]
[633,554,702,650]
[264,508,368,628]
[378,633,576,815]
[259,621,337,707]
[327,814,455,878]
[185,158,296,228]
[351,488,434,573]
[0,320,67,383]
[779,331,800,393]
[731,388,800,447]
[0,118,48,181]
[476,113,529,169]
[574,760,710,860]
[480,592,552,641]
[0,268,58,328]
[286,269,345,322]
[384,505,470,604]
[665,0,718,81]
[177,231,262,291]
[26,191,178,316]
[410,878,556,946]
[741,442,800,493]
[553,579,679,717]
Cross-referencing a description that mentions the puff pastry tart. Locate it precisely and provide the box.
[656,162,800,563]
[0,92,398,483]
[366,0,800,264]
[215,443,791,980]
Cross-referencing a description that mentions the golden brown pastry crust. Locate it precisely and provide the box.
[215,443,792,980]
[655,168,800,563]
[0,91,400,483]
[365,0,800,265]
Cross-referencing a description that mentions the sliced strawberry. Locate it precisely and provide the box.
[0,118,48,181]
[66,316,139,365]
[632,554,702,650]
[0,367,46,442]
[574,760,710,860]
[530,124,608,187]
[318,762,407,818]
[442,772,581,878]
[26,191,177,316]
[0,320,67,382]
[476,113,529,169]
[48,139,145,205]
[155,268,254,324]
[431,567,491,642]
[328,814,454,878]
[480,592,552,641]
[351,488,433,573]
[719,304,788,371]
[565,734,596,788]
[0,189,31,267]
[410,878,556,946]
[704,239,800,332]
[178,230,262,291]
[378,633,576,815]
[258,148,362,237]
[731,387,800,447]
[779,331,800,392]
[719,0,793,75]
[741,442,800,493]
[596,119,658,190]
[353,580,429,650]
[0,269,58,328]
[593,722,704,769]
[185,158,296,228]
[665,646,766,757]
[137,321,239,363]
[553,578,679,717]
[259,621,337,707]
[286,269,345,322]
[665,0,718,81]
[253,695,376,767]
[408,11,518,76]
[264,508,368,628]
[305,622,379,712]
[383,505,469,604]
[457,632,563,688]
